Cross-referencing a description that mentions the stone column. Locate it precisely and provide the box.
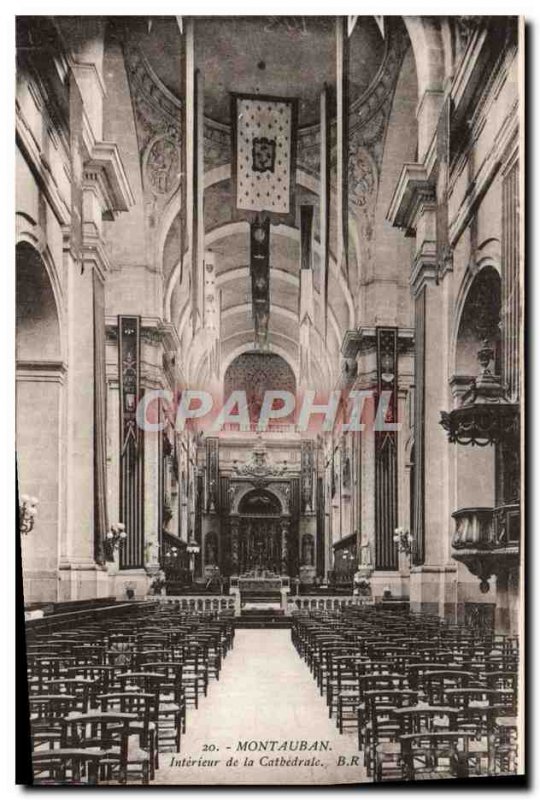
[60,137,133,600]
[387,165,456,617]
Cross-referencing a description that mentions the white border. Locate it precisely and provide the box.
[3,7,536,799]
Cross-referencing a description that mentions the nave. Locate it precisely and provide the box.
[26,602,519,785]
[152,628,362,785]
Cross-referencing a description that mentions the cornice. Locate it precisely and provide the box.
[84,141,135,213]
[16,103,71,227]
[16,360,68,383]
[448,100,519,247]
[386,163,436,235]
[341,326,414,359]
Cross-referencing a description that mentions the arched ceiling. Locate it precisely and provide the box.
[121,16,412,388]
[134,16,385,129]
[194,16,384,128]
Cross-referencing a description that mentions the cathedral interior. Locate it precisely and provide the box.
[16,16,524,783]
[16,16,522,632]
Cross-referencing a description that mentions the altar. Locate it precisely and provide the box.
[230,569,290,594]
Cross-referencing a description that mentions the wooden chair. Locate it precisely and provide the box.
[400,731,478,781]
[32,749,105,785]
[60,712,130,783]
[97,692,158,779]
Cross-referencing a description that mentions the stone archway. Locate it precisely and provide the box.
[229,486,291,576]
[16,241,64,602]
[235,489,283,574]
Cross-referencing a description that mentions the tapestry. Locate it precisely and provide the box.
[231,92,298,223]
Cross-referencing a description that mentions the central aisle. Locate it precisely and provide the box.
[152,629,365,785]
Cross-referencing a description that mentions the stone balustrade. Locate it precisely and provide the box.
[154,595,236,612]
[152,594,367,614]
[288,596,367,611]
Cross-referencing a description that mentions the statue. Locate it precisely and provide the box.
[302,534,314,567]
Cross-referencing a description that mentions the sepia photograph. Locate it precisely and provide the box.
[14,13,524,786]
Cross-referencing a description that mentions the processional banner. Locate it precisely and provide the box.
[231,92,298,224]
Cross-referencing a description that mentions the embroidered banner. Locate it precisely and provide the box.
[250,218,271,348]
[118,315,144,569]
[231,93,298,223]
[375,327,399,571]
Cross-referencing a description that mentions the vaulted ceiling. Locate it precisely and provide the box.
[121,16,410,387]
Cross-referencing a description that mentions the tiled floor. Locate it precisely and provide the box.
[152,629,365,785]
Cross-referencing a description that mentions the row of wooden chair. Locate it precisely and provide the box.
[26,604,236,785]
[292,606,519,782]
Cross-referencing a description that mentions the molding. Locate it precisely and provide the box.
[410,564,458,574]
[451,26,491,118]
[84,141,135,213]
[449,373,475,400]
[448,102,519,246]
[16,104,71,227]
[16,360,67,383]
[341,327,414,359]
[69,59,107,101]
[410,240,439,296]
[82,228,113,280]
[415,88,444,124]
[386,163,436,236]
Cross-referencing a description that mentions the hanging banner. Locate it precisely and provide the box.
[118,315,144,569]
[231,92,298,224]
[250,218,271,348]
[375,326,399,571]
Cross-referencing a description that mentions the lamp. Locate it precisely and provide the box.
[19,495,38,535]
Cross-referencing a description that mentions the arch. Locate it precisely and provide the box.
[215,268,343,350]
[238,488,282,516]
[453,265,502,378]
[222,351,297,426]
[16,239,65,603]
[16,215,65,345]
[232,483,287,516]
[402,16,445,98]
[203,220,355,326]
[162,170,357,328]
[219,342,300,386]
[451,240,502,376]
[16,241,62,363]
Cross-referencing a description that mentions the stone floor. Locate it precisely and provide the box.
[152,629,366,785]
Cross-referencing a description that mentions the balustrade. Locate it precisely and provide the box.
[451,504,520,592]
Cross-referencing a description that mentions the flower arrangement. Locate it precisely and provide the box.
[104,522,127,560]
[355,578,372,597]
[19,495,39,535]
[150,573,167,595]
[393,526,413,556]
